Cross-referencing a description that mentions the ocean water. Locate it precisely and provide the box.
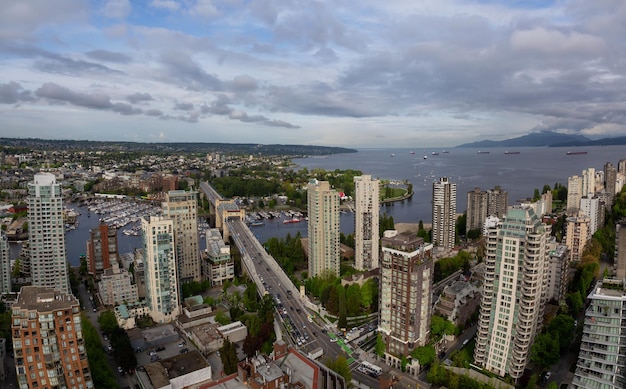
[251,145,626,243]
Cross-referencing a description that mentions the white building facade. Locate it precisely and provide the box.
[27,173,69,293]
[307,180,340,278]
[474,206,550,380]
[142,216,180,323]
[432,177,457,250]
[354,175,380,270]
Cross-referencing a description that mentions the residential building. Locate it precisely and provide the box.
[546,244,570,303]
[466,188,488,234]
[12,286,93,389]
[580,196,603,236]
[163,190,201,283]
[566,216,590,263]
[203,229,234,286]
[27,173,69,293]
[615,220,626,279]
[474,206,550,380]
[582,167,596,197]
[0,231,11,293]
[379,230,433,368]
[86,222,118,279]
[307,179,340,278]
[605,162,617,206]
[573,279,626,389]
[136,351,212,389]
[432,177,456,249]
[434,280,480,327]
[488,186,509,219]
[567,175,583,216]
[98,261,138,306]
[142,215,180,323]
[354,175,380,270]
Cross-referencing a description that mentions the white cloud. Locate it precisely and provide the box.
[101,0,132,20]
[150,0,181,12]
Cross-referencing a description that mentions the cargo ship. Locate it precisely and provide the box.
[477,150,490,154]
[566,151,588,155]
[504,151,520,154]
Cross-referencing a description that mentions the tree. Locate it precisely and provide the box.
[375,334,385,356]
[324,355,352,384]
[98,310,118,335]
[220,338,239,375]
[530,333,560,369]
[79,255,88,276]
[215,310,231,325]
[547,314,575,351]
[411,345,436,368]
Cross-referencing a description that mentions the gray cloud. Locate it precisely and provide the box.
[229,75,258,92]
[0,82,34,104]
[86,49,132,63]
[228,110,299,128]
[35,82,142,115]
[160,51,223,91]
[126,92,153,103]
[175,102,194,111]
[145,109,164,117]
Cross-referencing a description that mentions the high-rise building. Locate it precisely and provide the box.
[467,186,509,235]
[567,175,583,216]
[580,196,603,236]
[432,177,456,249]
[573,279,626,389]
[605,162,617,206]
[566,216,590,263]
[307,180,340,278]
[354,175,380,270]
[582,167,596,197]
[162,190,200,283]
[616,221,626,279]
[27,173,69,293]
[86,222,118,279]
[474,206,550,380]
[0,231,11,293]
[379,231,433,368]
[12,286,93,389]
[142,215,180,323]
[466,188,488,235]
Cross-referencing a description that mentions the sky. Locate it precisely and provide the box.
[1,0,625,148]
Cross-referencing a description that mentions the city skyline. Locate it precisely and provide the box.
[2,1,626,147]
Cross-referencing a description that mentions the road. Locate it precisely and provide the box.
[77,281,136,389]
[227,218,381,387]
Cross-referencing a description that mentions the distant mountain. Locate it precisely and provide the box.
[549,136,626,147]
[456,131,591,148]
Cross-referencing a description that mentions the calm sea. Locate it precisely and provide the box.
[10,145,626,265]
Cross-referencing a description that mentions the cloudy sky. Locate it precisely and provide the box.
[1,0,624,147]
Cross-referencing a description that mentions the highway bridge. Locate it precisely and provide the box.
[199,182,382,388]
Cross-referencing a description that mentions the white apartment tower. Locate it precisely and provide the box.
[432,177,456,249]
[354,175,380,270]
[582,167,596,197]
[580,196,603,236]
[474,206,550,380]
[567,175,583,216]
[162,190,200,283]
[573,279,626,389]
[0,231,11,294]
[142,216,180,323]
[27,173,69,293]
[307,180,340,278]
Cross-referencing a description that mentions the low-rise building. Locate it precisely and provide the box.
[98,261,138,306]
[218,321,248,343]
[434,280,480,326]
[203,229,234,286]
[137,350,211,389]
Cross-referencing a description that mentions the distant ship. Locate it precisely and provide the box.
[477,150,490,154]
[390,153,395,157]
[409,151,416,155]
[567,151,588,155]
[423,155,428,159]
[504,151,520,155]
[442,150,449,154]
[431,152,439,155]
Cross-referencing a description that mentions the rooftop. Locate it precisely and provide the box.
[144,350,210,388]
[15,286,78,312]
